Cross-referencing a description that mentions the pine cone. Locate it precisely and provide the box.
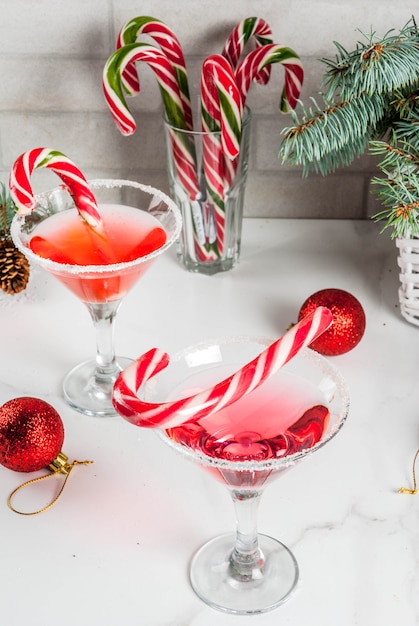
[0,238,30,294]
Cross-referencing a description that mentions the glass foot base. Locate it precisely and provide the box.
[189,532,299,615]
[63,357,132,418]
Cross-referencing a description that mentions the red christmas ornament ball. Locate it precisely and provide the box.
[0,397,64,472]
[298,288,366,356]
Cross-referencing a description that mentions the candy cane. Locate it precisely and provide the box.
[9,148,102,228]
[103,39,213,256]
[200,54,243,256]
[103,42,188,135]
[222,17,273,86]
[235,43,304,112]
[201,54,243,159]
[117,15,193,130]
[112,306,333,429]
[103,41,198,197]
[104,42,215,262]
[103,42,204,246]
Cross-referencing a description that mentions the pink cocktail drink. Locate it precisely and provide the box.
[28,203,167,302]
[141,338,349,614]
[168,369,329,458]
[11,178,182,417]
[166,364,330,488]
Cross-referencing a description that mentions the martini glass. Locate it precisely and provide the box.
[145,337,349,615]
[11,179,182,418]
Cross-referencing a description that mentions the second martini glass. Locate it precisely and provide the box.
[11,179,182,417]
[143,337,350,614]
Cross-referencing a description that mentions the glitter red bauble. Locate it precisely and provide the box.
[0,397,64,472]
[298,288,366,356]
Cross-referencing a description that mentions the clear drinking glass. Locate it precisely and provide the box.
[146,337,349,614]
[11,179,182,417]
[164,110,251,275]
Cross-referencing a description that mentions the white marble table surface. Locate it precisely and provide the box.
[0,218,418,626]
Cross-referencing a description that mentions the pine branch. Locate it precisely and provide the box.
[392,88,419,118]
[279,19,419,175]
[278,17,419,237]
[321,20,419,99]
[370,118,419,236]
[301,136,371,175]
[370,150,419,238]
[369,137,419,170]
[388,116,419,148]
[279,92,388,174]
[0,183,16,238]
[372,169,419,238]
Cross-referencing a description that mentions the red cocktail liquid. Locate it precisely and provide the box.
[167,370,330,464]
[29,204,167,302]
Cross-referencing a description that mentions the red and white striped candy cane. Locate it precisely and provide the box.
[235,43,304,112]
[165,128,218,263]
[106,41,210,262]
[105,41,212,259]
[103,42,202,225]
[217,42,304,202]
[103,40,202,203]
[104,42,215,262]
[166,128,200,201]
[222,16,273,86]
[201,54,243,159]
[200,54,243,256]
[117,15,193,130]
[112,306,333,429]
[9,148,102,228]
[103,42,188,136]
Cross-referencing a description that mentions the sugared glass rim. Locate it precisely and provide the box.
[10,178,182,275]
[154,338,350,473]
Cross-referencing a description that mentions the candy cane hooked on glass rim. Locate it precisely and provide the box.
[117,15,193,130]
[9,148,102,228]
[112,306,333,429]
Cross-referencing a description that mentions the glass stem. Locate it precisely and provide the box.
[86,301,121,379]
[229,489,265,581]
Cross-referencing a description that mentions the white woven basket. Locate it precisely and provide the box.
[396,236,419,326]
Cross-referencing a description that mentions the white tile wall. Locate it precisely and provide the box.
[0,0,415,217]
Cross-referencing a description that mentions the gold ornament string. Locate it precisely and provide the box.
[398,448,419,495]
[8,452,93,515]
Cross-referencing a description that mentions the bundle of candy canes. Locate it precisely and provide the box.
[112,306,332,429]
[102,16,304,261]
